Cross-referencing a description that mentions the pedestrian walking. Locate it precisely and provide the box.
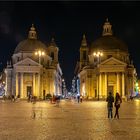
[80,95,83,103]
[114,92,122,119]
[106,92,114,119]
[11,95,15,102]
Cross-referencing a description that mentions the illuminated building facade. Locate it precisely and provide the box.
[75,19,137,99]
[5,25,62,99]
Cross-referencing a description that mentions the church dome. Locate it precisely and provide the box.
[90,19,128,53]
[14,39,47,53]
[90,35,128,52]
[14,24,47,53]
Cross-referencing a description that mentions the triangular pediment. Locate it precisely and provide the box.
[13,58,40,67]
[100,57,127,66]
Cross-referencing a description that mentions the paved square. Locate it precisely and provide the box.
[0,99,140,140]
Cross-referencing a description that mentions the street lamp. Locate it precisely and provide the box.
[35,50,45,64]
[93,51,103,100]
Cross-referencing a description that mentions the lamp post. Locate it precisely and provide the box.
[93,51,103,100]
[35,50,45,64]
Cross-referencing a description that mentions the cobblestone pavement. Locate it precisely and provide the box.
[0,99,140,140]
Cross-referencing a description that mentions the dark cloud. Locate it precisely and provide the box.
[0,11,12,35]
[123,26,135,39]
[15,33,24,43]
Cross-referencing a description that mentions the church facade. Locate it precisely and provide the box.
[75,19,137,99]
[5,25,62,99]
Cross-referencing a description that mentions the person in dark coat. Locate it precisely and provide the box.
[114,92,122,119]
[77,95,80,103]
[106,92,114,119]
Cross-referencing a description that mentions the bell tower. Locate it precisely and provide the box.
[47,38,59,65]
[80,34,89,69]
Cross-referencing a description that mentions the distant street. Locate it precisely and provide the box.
[0,99,140,140]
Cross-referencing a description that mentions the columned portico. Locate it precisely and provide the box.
[15,71,42,98]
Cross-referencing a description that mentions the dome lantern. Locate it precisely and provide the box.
[102,18,113,36]
[81,34,87,47]
[50,37,57,47]
[28,24,37,39]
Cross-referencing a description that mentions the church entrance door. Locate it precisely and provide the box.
[27,86,32,97]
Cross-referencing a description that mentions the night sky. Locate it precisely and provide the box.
[0,1,140,90]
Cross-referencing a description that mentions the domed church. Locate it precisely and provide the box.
[76,19,137,99]
[5,24,63,99]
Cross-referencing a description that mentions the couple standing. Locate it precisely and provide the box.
[106,92,122,119]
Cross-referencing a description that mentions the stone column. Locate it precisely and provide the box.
[20,73,23,98]
[38,73,40,98]
[105,73,107,97]
[117,73,120,93]
[16,73,18,97]
[33,73,36,96]
[122,72,125,97]
[96,75,98,98]
[99,73,102,98]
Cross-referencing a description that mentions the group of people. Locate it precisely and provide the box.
[106,92,122,119]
